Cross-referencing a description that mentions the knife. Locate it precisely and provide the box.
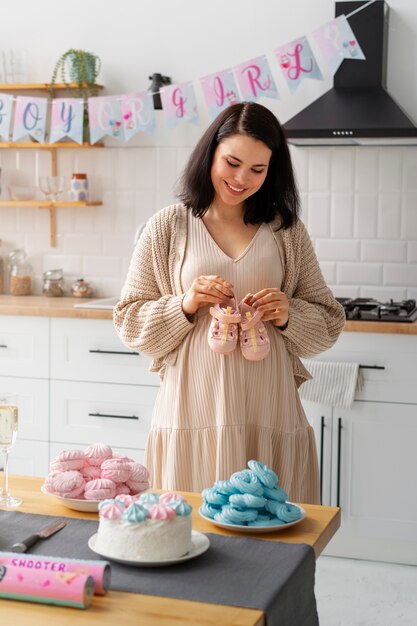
[11,519,67,553]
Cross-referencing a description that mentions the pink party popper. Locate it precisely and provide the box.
[0,552,111,595]
[0,563,94,608]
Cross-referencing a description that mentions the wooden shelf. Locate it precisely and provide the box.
[0,83,104,91]
[0,201,102,207]
[0,142,103,149]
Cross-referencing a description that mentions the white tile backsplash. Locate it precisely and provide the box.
[1,144,417,300]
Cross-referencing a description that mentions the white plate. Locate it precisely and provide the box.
[198,503,306,533]
[41,485,100,512]
[88,530,210,567]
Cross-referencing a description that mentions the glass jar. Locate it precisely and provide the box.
[9,249,32,296]
[71,278,93,298]
[42,268,64,297]
[70,173,89,202]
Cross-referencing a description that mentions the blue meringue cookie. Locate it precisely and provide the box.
[263,485,288,502]
[122,502,148,523]
[201,487,229,506]
[169,499,192,516]
[215,504,258,524]
[248,460,278,488]
[229,493,266,509]
[230,470,263,496]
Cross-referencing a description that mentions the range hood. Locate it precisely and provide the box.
[284,0,417,146]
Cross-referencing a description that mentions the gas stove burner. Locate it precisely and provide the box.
[336,298,417,323]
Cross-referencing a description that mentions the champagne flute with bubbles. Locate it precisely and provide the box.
[0,393,22,507]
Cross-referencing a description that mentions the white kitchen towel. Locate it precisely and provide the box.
[299,360,364,409]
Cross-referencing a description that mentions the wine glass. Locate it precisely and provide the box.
[0,393,22,507]
[38,176,65,202]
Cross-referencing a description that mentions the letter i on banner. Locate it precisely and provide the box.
[234,55,279,102]
[49,98,84,144]
[12,96,47,143]
[200,69,240,120]
[0,93,14,140]
[312,15,365,76]
[120,91,156,142]
[87,95,123,144]
[160,82,199,130]
[275,36,323,94]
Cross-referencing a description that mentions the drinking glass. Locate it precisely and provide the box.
[38,176,65,202]
[0,393,22,507]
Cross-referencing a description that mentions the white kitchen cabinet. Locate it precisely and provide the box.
[50,380,158,450]
[0,316,50,476]
[301,331,417,565]
[0,314,159,476]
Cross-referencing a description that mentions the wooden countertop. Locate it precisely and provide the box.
[1,295,417,333]
[0,295,113,320]
[2,475,341,626]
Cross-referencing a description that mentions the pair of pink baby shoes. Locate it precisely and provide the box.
[207,297,270,361]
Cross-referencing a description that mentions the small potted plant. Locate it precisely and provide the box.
[50,48,101,97]
[50,49,101,142]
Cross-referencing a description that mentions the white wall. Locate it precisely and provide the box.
[0,0,417,300]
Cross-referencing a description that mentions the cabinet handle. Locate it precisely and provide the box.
[88,349,139,356]
[0,344,7,348]
[319,416,325,505]
[88,412,139,420]
[336,417,342,508]
[359,365,385,370]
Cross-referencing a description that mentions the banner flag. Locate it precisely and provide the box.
[234,55,279,102]
[160,81,199,129]
[0,93,14,141]
[49,98,84,144]
[276,36,323,93]
[88,95,123,144]
[312,15,365,76]
[120,91,156,141]
[12,96,47,143]
[200,68,240,119]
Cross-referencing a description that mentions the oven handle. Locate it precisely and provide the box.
[359,365,385,370]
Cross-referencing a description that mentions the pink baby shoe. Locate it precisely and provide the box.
[239,299,270,361]
[208,297,241,355]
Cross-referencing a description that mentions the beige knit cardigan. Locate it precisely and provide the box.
[113,203,345,387]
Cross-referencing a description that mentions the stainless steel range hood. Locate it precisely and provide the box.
[284,0,417,146]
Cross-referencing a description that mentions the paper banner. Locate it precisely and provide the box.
[12,96,47,143]
[120,91,156,141]
[160,82,199,130]
[234,55,279,102]
[275,36,323,93]
[87,95,123,144]
[312,14,365,76]
[200,69,240,119]
[0,93,14,140]
[49,98,84,144]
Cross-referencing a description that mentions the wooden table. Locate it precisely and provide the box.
[1,476,341,625]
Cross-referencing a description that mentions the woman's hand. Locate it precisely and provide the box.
[248,288,289,328]
[182,275,234,316]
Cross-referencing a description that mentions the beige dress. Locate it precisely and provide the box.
[145,214,320,503]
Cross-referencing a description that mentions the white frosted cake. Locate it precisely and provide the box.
[95,492,193,560]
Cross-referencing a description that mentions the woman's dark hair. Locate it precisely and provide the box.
[178,102,300,228]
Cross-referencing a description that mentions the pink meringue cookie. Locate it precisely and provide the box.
[84,443,113,467]
[115,483,130,495]
[84,478,116,500]
[50,470,85,498]
[43,470,62,494]
[126,463,149,494]
[112,453,136,463]
[100,457,132,483]
[99,502,123,520]
[148,503,176,520]
[49,449,85,472]
[80,465,102,480]
[114,494,136,507]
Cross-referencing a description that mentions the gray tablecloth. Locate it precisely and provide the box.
[0,510,318,626]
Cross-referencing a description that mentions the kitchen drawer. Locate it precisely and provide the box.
[316,332,417,403]
[50,380,157,450]
[49,442,145,466]
[51,318,159,386]
[0,376,49,440]
[0,316,49,378]
[4,440,49,477]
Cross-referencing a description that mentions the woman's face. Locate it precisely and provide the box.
[210,133,272,212]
